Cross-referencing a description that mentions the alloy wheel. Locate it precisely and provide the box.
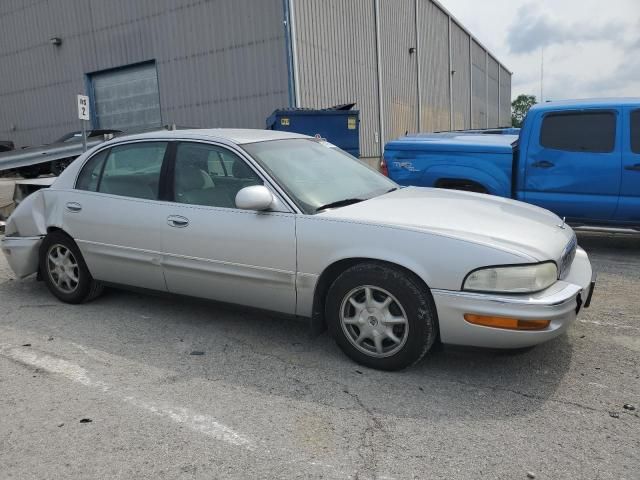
[339,285,409,358]
[47,244,80,293]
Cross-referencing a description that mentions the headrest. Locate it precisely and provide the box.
[176,166,205,192]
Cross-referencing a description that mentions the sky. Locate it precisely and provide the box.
[442,0,640,101]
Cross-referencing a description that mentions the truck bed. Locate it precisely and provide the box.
[384,133,518,197]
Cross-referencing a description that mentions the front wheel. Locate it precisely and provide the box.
[325,262,438,371]
[39,231,103,304]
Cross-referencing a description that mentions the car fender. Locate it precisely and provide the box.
[295,216,527,318]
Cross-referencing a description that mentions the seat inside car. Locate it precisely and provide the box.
[209,158,262,200]
[175,165,234,208]
[100,174,158,200]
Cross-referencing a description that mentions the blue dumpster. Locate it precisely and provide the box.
[266,104,360,157]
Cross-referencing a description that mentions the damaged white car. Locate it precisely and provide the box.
[1,129,595,370]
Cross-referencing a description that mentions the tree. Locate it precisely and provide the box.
[511,94,537,128]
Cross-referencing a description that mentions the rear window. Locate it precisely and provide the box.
[540,111,616,153]
[631,110,640,154]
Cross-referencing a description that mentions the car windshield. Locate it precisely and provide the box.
[243,139,397,214]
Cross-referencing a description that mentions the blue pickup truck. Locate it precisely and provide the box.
[384,99,640,230]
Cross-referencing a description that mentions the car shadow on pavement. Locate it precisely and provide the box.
[2,272,577,422]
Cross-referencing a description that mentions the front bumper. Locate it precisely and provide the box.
[432,247,594,349]
[0,235,43,278]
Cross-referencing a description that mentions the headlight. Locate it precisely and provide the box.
[463,262,558,293]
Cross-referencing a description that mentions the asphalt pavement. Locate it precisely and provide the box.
[0,232,638,479]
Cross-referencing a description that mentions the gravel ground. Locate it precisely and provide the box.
[0,232,638,479]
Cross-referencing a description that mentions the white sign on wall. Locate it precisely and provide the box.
[77,94,90,121]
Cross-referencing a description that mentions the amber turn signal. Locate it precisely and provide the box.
[463,314,550,331]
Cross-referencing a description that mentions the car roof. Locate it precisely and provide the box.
[108,128,311,145]
[529,98,640,112]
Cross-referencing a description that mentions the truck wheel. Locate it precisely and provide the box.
[325,262,438,371]
[39,231,103,304]
[435,179,488,194]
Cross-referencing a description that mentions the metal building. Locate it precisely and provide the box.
[0,0,511,165]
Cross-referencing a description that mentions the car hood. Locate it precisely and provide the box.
[319,187,574,261]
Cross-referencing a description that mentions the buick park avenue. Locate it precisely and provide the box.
[1,129,595,370]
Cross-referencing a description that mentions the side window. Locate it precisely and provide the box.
[76,149,109,191]
[631,110,640,154]
[97,142,167,200]
[540,111,616,153]
[173,142,262,208]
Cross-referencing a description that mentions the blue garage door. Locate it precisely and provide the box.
[91,62,162,131]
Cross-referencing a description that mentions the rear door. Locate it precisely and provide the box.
[523,109,622,222]
[616,108,640,224]
[61,141,169,291]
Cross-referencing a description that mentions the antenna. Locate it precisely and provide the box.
[540,47,544,103]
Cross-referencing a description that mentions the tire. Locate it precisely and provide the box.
[39,230,103,304]
[325,262,438,371]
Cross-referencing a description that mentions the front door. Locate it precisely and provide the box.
[62,141,169,291]
[160,141,297,314]
[523,109,622,222]
[615,108,640,224]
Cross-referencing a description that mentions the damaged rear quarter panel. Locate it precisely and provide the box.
[2,189,62,278]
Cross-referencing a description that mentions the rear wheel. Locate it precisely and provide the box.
[39,231,103,303]
[326,262,438,370]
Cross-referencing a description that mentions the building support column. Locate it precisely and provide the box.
[469,39,473,129]
[497,63,501,127]
[374,0,385,157]
[485,51,489,128]
[414,0,422,132]
[448,16,453,131]
[288,0,301,108]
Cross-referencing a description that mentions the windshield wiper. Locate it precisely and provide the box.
[315,198,365,212]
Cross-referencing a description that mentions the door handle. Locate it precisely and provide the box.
[167,215,189,228]
[65,202,82,212]
[624,163,640,171]
[531,160,555,169]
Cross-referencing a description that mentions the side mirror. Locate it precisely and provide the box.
[235,185,274,211]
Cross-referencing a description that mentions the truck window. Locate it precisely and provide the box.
[631,110,640,154]
[540,111,616,153]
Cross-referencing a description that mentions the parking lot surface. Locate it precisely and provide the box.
[1,232,638,479]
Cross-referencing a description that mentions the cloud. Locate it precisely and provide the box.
[507,4,627,54]
[584,57,640,94]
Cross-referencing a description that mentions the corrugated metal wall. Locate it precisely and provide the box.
[487,55,500,127]
[450,21,471,130]
[417,0,450,133]
[0,0,289,147]
[471,40,487,129]
[378,0,419,145]
[1,0,512,154]
[292,0,381,159]
[499,66,512,126]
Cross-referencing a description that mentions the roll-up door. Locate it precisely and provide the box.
[91,62,162,131]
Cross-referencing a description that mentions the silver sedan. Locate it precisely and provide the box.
[1,129,595,370]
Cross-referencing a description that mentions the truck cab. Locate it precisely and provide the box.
[384,98,640,230]
[518,99,640,227]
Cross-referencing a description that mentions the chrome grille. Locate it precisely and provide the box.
[559,235,577,279]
